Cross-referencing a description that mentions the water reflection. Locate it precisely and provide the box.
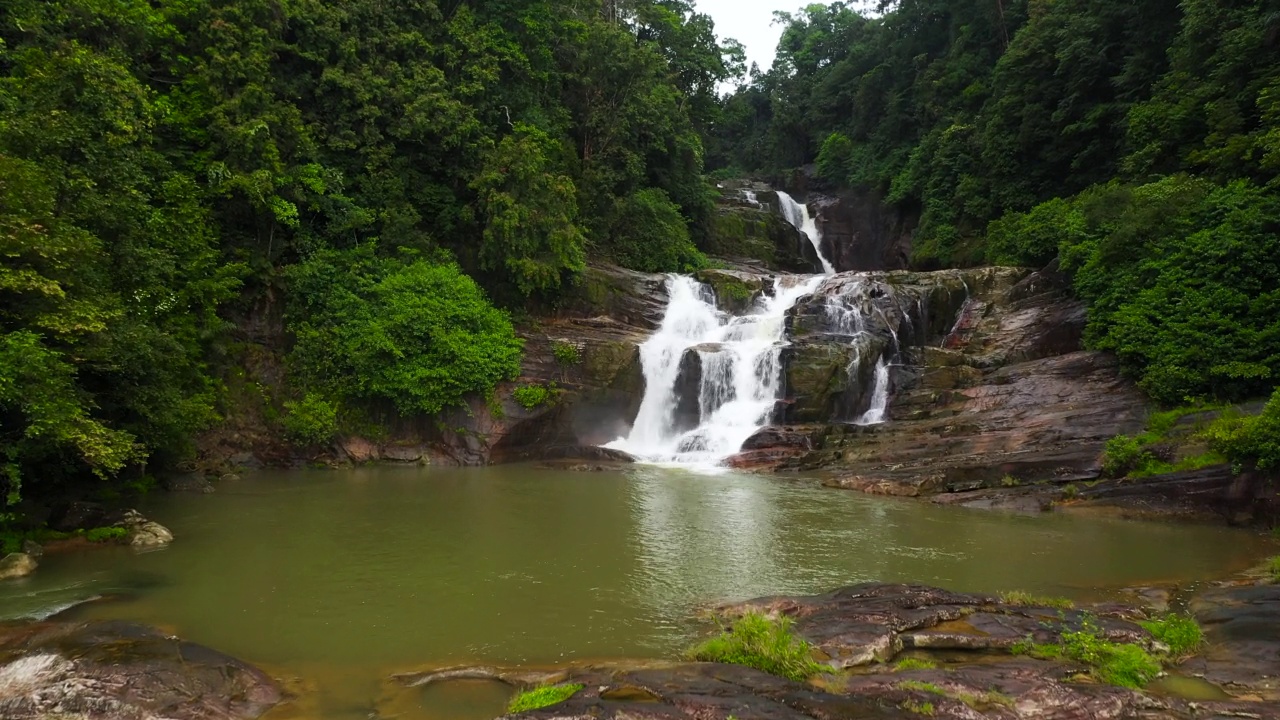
[0,465,1269,719]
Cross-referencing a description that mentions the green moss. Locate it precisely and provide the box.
[894,658,938,672]
[1139,614,1203,657]
[999,591,1075,610]
[506,683,584,713]
[1016,617,1161,689]
[84,526,128,543]
[687,612,831,681]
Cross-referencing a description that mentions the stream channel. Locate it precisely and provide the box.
[0,465,1271,719]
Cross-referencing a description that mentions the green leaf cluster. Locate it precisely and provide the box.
[286,247,523,417]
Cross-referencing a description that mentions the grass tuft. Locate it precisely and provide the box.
[687,612,831,681]
[506,683,584,714]
[999,590,1075,610]
[1269,556,1280,583]
[893,657,938,672]
[1139,614,1204,657]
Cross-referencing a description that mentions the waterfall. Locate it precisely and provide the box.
[856,356,890,425]
[822,278,895,426]
[775,191,836,275]
[606,274,825,469]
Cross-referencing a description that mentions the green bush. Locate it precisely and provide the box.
[1058,177,1280,404]
[1059,619,1161,688]
[1102,435,1155,478]
[507,683,584,713]
[286,246,524,417]
[609,189,708,273]
[512,384,556,410]
[552,341,582,366]
[1139,615,1203,656]
[282,393,339,446]
[1268,556,1280,583]
[1204,389,1280,471]
[985,197,1085,267]
[686,612,830,681]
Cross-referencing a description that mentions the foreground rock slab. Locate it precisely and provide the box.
[0,620,282,720]
[402,582,1280,720]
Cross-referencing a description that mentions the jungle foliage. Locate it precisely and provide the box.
[0,0,742,511]
[714,0,1280,407]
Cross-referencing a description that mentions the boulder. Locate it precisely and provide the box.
[694,268,768,313]
[120,510,174,548]
[0,620,282,720]
[0,553,37,580]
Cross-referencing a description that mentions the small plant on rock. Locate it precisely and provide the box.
[507,683,584,713]
[999,590,1075,610]
[900,699,936,715]
[552,341,582,366]
[512,383,556,410]
[894,657,938,672]
[1139,614,1203,657]
[687,612,831,681]
[1060,618,1161,688]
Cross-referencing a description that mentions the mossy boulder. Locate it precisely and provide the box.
[783,343,856,423]
[694,269,767,313]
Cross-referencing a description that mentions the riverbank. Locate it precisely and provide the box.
[400,569,1280,720]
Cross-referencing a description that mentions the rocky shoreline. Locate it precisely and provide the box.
[3,561,1278,719]
[395,574,1280,720]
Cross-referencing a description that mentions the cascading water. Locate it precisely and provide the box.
[775,191,836,275]
[606,274,825,470]
[856,357,890,425]
[822,278,896,426]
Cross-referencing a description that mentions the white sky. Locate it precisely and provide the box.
[696,1,874,82]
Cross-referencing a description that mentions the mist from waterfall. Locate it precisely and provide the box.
[775,191,836,275]
[606,274,825,470]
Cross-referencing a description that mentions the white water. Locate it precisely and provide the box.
[607,274,825,470]
[856,356,890,425]
[775,191,836,275]
[823,278,894,426]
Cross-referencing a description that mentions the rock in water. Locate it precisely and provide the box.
[0,621,282,719]
[120,509,175,548]
[0,553,37,580]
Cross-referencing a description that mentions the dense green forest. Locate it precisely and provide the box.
[714,0,1280,406]
[1,0,1278,519]
[0,0,740,514]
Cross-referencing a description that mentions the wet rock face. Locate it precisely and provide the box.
[813,189,915,272]
[1188,584,1280,700]
[0,621,281,720]
[734,267,1158,509]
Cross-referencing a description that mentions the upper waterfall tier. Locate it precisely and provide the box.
[775,192,836,275]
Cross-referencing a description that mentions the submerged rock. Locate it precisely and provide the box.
[0,553,37,580]
[0,620,282,719]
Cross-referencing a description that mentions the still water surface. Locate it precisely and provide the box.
[0,466,1270,718]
